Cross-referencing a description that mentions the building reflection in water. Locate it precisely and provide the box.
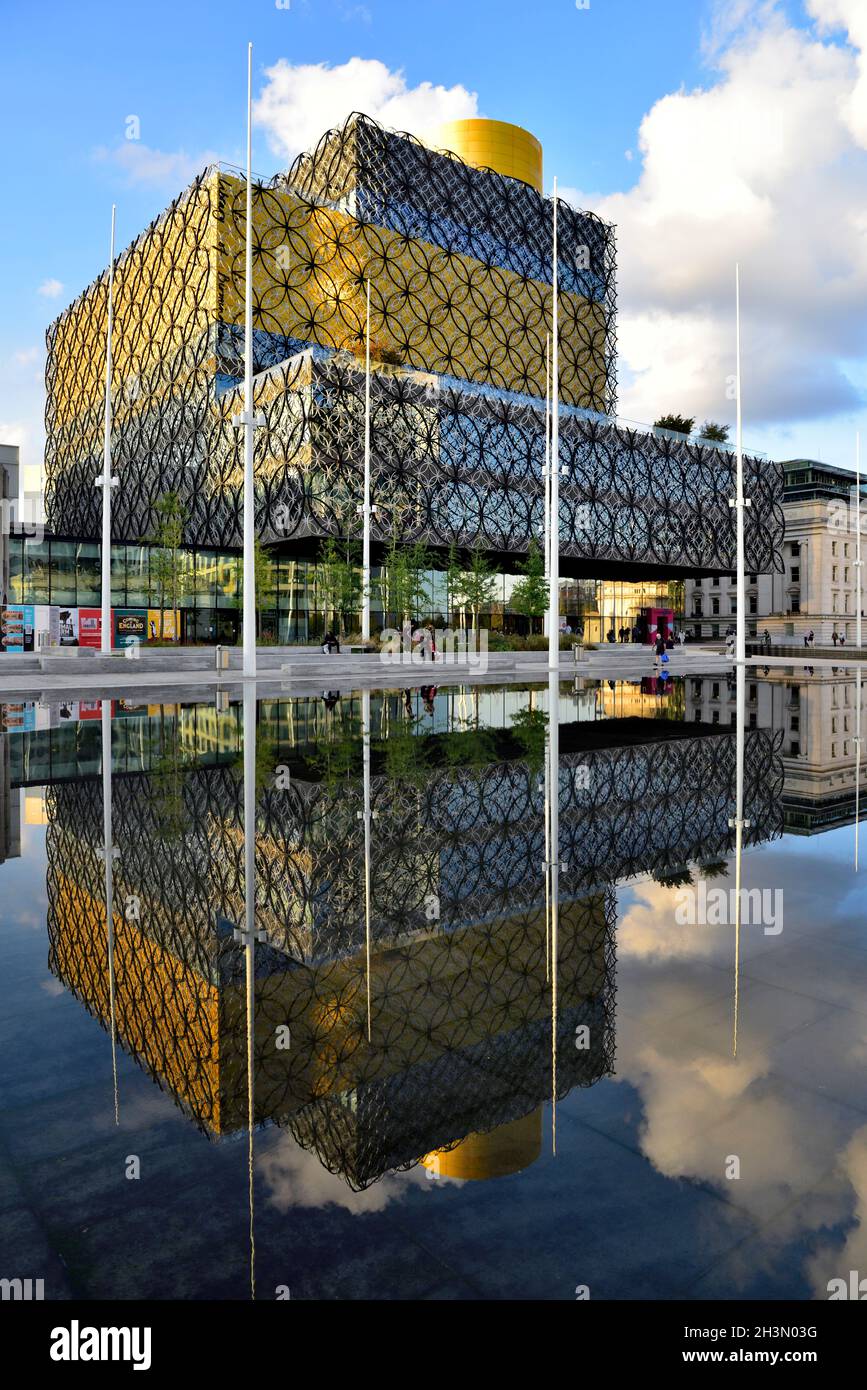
[26,679,789,1207]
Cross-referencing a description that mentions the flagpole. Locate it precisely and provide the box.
[543,332,551,639]
[734,264,746,666]
[856,431,862,650]
[548,181,560,671]
[99,205,116,654]
[242,41,257,678]
[362,278,372,642]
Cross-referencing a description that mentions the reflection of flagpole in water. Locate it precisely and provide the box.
[242,680,257,1299]
[856,668,862,873]
[543,331,551,639]
[544,732,551,983]
[101,699,119,1124]
[362,688,373,1041]
[730,663,747,1059]
[547,670,560,1153]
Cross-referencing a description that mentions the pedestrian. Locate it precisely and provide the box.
[808,629,815,647]
[840,633,846,647]
[803,631,810,648]
[832,629,839,647]
[322,629,340,654]
[678,629,686,648]
[763,629,771,650]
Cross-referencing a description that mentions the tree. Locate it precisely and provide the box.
[253,538,276,640]
[654,414,695,436]
[317,536,361,639]
[451,544,498,632]
[145,492,187,641]
[698,421,730,443]
[378,537,432,626]
[509,537,549,627]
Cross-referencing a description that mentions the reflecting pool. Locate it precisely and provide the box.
[2,669,867,1300]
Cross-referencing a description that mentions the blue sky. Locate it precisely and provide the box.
[2,0,865,492]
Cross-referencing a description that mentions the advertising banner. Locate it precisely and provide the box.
[78,609,106,649]
[114,609,147,648]
[147,609,179,642]
[1,607,25,653]
[58,608,79,645]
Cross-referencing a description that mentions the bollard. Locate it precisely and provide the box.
[572,642,585,666]
[215,645,229,671]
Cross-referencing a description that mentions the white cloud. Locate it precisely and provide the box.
[571,1,867,431]
[254,56,479,165]
[37,278,63,299]
[92,141,220,189]
[13,347,39,366]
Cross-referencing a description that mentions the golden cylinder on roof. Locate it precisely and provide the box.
[430,118,543,193]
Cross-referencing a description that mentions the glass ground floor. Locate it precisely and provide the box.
[4,533,685,644]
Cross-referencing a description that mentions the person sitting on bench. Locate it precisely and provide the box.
[322,630,340,654]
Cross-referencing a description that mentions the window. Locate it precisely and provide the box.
[23,538,51,604]
[832,542,837,556]
[711,576,719,586]
[791,567,800,583]
[75,543,100,606]
[712,598,720,614]
[790,741,800,755]
[833,565,839,581]
[48,541,76,605]
[749,597,757,614]
[790,716,800,732]
[791,542,801,557]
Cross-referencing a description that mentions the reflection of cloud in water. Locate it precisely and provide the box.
[806,1126,867,1298]
[618,881,719,963]
[614,875,867,1289]
[258,1130,464,1215]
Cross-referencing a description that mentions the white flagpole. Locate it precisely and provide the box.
[100,205,116,654]
[543,332,551,639]
[734,264,746,666]
[856,666,861,873]
[242,41,257,678]
[856,431,862,650]
[548,182,560,671]
[362,278,372,642]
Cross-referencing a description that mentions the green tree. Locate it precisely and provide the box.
[452,544,498,632]
[378,538,432,626]
[253,538,277,640]
[145,492,188,641]
[654,414,695,437]
[317,536,362,639]
[698,421,730,443]
[509,537,549,627]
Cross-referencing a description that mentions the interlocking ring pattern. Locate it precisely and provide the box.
[44,716,782,1186]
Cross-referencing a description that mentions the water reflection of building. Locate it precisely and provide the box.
[685,671,865,836]
[26,689,784,1188]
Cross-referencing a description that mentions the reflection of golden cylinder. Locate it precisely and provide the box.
[422,1108,542,1181]
[430,119,543,194]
